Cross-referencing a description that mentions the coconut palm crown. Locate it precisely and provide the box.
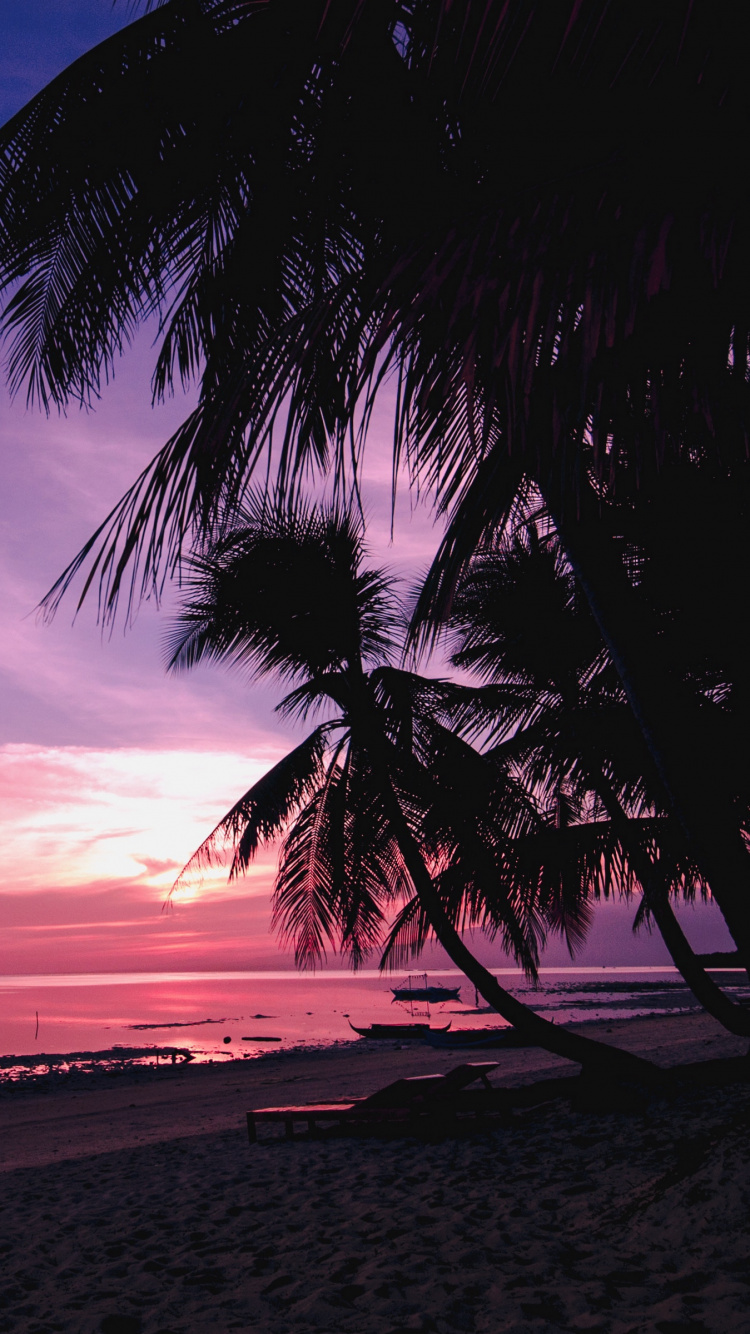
[166,496,582,973]
[443,518,750,1034]
[164,498,669,1076]
[2,0,746,1043]
[4,2,750,966]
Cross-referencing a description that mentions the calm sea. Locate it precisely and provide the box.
[1,966,748,1081]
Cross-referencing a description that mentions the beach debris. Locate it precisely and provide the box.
[251,1013,275,1018]
[223,1035,232,1044]
[0,1046,195,1082]
[242,1036,282,1042]
[128,1017,236,1029]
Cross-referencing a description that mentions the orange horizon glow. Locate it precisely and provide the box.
[0,742,292,973]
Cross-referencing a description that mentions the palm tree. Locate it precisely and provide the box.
[416,462,750,976]
[445,516,750,1036]
[3,1,750,963]
[166,497,659,1078]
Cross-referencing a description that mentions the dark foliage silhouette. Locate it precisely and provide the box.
[446,516,750,1034]
[166,499,658,1074]
[3,1,750,963]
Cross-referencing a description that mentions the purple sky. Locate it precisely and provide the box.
[0,2,734,977]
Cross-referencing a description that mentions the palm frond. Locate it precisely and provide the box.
[167,722,330,900]
[271,742,409,967]
[378,893,430,971]
[163,496,402,681]
[334,750,412,967]
[270,746,349,967]
[5,1,748,615]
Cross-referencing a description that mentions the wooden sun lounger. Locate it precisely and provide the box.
[246,1062,499,1142]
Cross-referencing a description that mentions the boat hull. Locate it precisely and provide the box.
[390,987,461,1002]
[424,1028,532,1049]
[348,1021,451,1039]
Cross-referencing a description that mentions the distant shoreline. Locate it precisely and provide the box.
[2,961,745,988]
[0,1005,745,1100]
[3,967,747,1083]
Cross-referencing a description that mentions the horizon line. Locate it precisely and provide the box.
[0,964,711,989]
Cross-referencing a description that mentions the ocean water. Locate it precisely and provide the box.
[1,966,748,1081]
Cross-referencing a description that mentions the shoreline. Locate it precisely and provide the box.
[1,1009,748,1334]
[1,1009,747,1172]
[0,994,743,1085]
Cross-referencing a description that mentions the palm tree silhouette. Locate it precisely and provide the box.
[3,1,750,965]
[446,516,750,1035]
[166,497,658,1077]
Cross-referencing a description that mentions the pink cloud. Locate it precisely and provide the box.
[0,881,287,975]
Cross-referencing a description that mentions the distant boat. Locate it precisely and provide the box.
[391,974,461,1003]
[424,1027,532,1050]
[348,1021,451,1039]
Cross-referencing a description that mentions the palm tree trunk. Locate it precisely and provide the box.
[577,754,750,1036]
[545,488,750,978]
[366,741,663,1081]
[552,651,750,1033]
[640,878,750,1034]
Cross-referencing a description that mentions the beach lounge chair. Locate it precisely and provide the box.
[246,1062,500,1142]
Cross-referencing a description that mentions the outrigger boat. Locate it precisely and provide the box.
[391,974,461,1003]
[349,1021,452,1039]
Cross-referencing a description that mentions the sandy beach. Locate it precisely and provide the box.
[1,1012,749,1334]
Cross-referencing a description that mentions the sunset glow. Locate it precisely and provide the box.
[0,742,287,974]
[0,743,281,893]
[1,15,745,1334]
[0,3,736,987]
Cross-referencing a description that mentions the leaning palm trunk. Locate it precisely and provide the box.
[546,492,750,979]
[577,753,750,1036]
[386,798,661,1081]
[361,728,662,1082]
[540,624,750,1034]
[639,870,749,1034]
[443,517,750,1035]
[167,499,662,1079]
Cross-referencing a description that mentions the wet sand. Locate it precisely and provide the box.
[1,1012,748,1333]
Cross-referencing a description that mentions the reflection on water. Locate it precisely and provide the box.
[514,974,750,1022]
[0,967,747,1082]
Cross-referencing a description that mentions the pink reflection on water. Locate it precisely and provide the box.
[1,966,714,1082]
[0,971,475,1074]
